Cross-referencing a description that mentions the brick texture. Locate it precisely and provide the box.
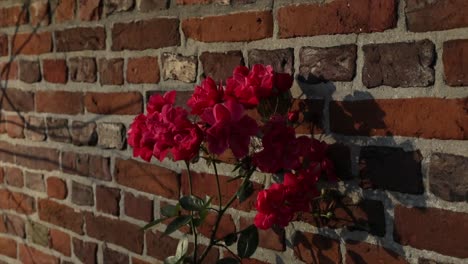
[127,56,160,83]
[429,153,468,202]
[443,39,468,86]
[12,32,52,55]
[201,51,244,82]
[85,92,143,115]
[55,27,106,52]
[406,0,468,32]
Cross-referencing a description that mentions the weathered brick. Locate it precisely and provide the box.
[127,56,160,84]
[359,147,423,194]
[363,40,435,88]
[55,27,106,52]
[200,51,244,82]
[96,185,120,215]
[61,152,111,181]
[19,244,59,264]
[85,213,144,253]
[27,221,49,246]
[136,0,168,11]
[30,1,50,26]
[43,59,68,84]
[97,123,126,149]
[0,141,15,163]
[3,213,26,238]
[72,182,94,206]
[38,199,83,234]
[0,237,17,258]
[346,241,408,264]
[0,189,35,215]
[46,117,71,143]
[36,91,83,114]
[103,247,129,264]
[0,5,28,27]
[25,172,45,192]
[161,53,197,83]
[406,0,468,32]
[5,114,25,138]
[50,229,71,256]
[24,116,46,141]
[429,153,468,202]
[278,0,396,38]
[394,206,468,258]
[112,18,180,51]
[115,158,180,199]
[55,0,75,22]
[182,11,273,42]
[293,232,341,264]
[299,45,356,83]
[12,32,52,55]
[5,167,24,188]
[71,121,97,146]
[85,92,143,115]
[79,0,102,21]
[0,34,8,56]
[15,145,58,171]
[69,57,97,83]
[443,39,468,86]
[146,230,178,260]
[73,238,97,264]
[0,88,34,112]
[99,58,124,85]
[19,60,41,83]
[330,98,468,140]
[248,48,293,74]
[46,177,67,200]
[124,192,152,222]
[89,155,112,180]
[0,61,18,80]
[105,0,134,15]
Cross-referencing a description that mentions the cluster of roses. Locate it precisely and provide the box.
[128,65,335,230]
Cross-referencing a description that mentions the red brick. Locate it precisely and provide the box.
[0,34,8,56]
[112,18,180,51]
[293,232,341,264]
[443,39,468,86]
[69,57,97,83]
[73,238,97,264]
[0,189,35,214]
[5,114,25,138]
[330,98,468,140]
[43,59,68,84]
[248,48,293,74]
[406,0,468,32]
[0,141,15,163]
[38,199,83,234]
[0,88,34,113]
[241,217,285,251]
[35,91,83,115]
[14,145,60,171]
[0,5,28,27]
[71,181,94,206]
[200,51,244,83]
[127,57,160,83]
[55,27,106,52]
[394,206,468,258]
[199,213,236,241]
[278,0,396,38]
[0,168,3,183]
[85,213,144,253]
[12,32,52,55]
[19,244,59,264]
[115,158,179,199]
[103,247,129,264]
[50,229,71,256]
[0,61,18,80]
[61,152,112,181]
[2,213,26,238]
[19,60,41,83]
[55,0,75,22]
[85,92,143,115]
[146,230,178,260]
[99,58,124,85]
[5,167,24,188]
[46,177,67,200]
[30,1,50,26]
[79,0,101,21]
[96,185,120,215]
[132,257,152,264]
[346,241,408,264]
[124,192,153,222]
[182,11,273,42]
[0,237,17,258]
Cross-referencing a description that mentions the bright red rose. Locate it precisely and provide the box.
[128,114,153,161]
[254,183,294,229]
[187,77,223,115]
[147,90,176,114]
[248,64,274,98]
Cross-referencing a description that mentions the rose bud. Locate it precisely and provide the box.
[287,110,299,123]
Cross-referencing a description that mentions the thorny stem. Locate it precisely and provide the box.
[185,161,198,264]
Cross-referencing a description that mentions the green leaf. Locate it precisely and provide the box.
[216,257,240,264]
[164,216,192,236]
[161,204,180,218]
[175,236,189,260]
[180,195,205,211]
[223,233,238,246]
[237,180,254,203]
[237,225,259,258]
[142,218,166,231]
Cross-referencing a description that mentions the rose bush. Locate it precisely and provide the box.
[128,64,336,264]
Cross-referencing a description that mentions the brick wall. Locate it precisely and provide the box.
[0,0,467,263]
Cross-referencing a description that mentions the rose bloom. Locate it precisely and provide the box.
[187,77,223,115]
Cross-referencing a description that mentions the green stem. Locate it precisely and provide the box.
[212,159,223,211]
[185,161,198,264]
